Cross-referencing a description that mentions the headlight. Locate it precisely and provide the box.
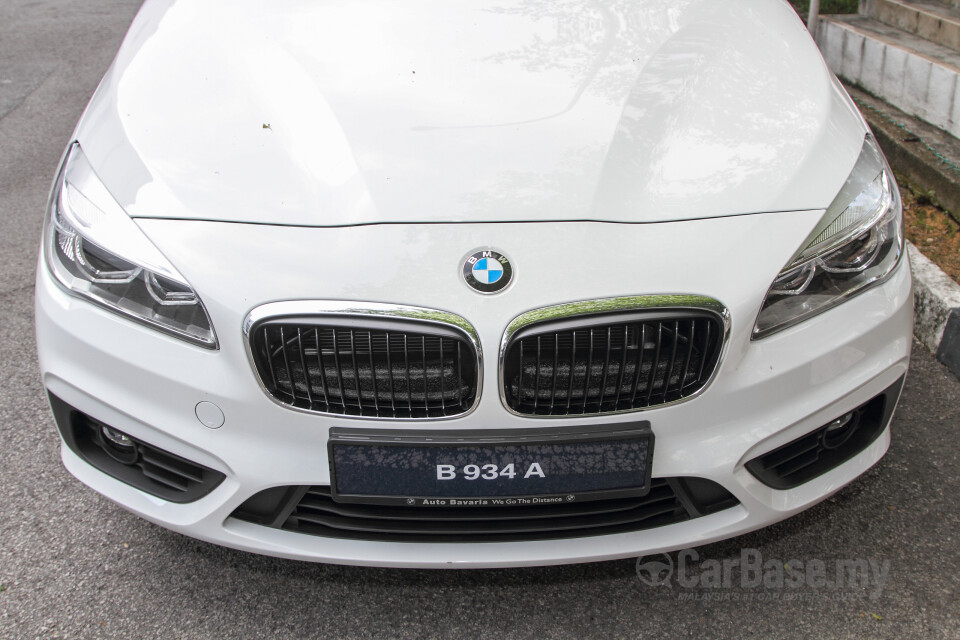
[753,136,904,339]
[44,143,217,348]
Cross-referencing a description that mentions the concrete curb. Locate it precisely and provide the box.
[908,241,960,377]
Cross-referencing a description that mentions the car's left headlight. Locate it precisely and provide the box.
[44,143,217,348]
[753,135,904,339]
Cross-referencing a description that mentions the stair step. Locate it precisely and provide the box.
[818,15,960,139]
[863,0,960,51]
[843,82,960,222]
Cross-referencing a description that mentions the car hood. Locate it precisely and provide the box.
[76,0,868,226]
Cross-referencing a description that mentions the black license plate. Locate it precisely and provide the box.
[328,423,653,507]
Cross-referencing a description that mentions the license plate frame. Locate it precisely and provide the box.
[328,423,654,507]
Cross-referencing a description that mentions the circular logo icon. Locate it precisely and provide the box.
[635,554,674,587]
[462,249,513,294]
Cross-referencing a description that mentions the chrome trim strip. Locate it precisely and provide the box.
[499,295,731,419]
[242,301,482,421]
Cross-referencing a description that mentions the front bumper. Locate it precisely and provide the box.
[35,215,913,568]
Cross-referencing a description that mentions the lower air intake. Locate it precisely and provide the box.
[231,477,739,543]
[48,393,224,503]
[746,376,905,490]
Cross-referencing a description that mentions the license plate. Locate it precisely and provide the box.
[328,423,653,507]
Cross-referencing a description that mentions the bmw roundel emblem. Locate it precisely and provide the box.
[461,249,513,294]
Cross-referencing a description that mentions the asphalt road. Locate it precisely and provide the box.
[2,1,960,638]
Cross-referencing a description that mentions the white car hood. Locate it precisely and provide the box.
[76,0,868,226]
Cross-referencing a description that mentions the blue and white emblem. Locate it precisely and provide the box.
[471,257,504,284]
[462,249,513,294]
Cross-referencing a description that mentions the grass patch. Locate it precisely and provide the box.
[790,0,859,14]
[900,178,960,285]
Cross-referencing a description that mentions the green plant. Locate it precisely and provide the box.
[791,0,859,14]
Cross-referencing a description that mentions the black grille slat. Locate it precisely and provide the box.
[331,328,345,408]
[366,331,379,413]
[279,326,298,403]
[386,333,396,409]
[231,477,739,543]
[615,325,630,410]
[533,335,541,412]
[629,324,645,407]
[263,327,278,391]
[664,322,679,402]
[439,338,446,413]
[679,321,694,393]
[583,330,594,413]
[550,335,560,414]
[645,324,662,407]
[421,336,429,412]
[349,330,363,411]
[504,312,723,416]
[697,321,712,383]
[773,449,822,478]
[314,328,330,407]
[296,328,314,406]
[763,434,822,470]
[455,341,462,408]
[565,331,577,413]
[599,327,612,409]
[403,334,413,414]
[139,449,205,484]
[139,463,192,492]
[251,321,478,418]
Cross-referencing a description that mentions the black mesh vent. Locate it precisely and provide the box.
[746,376,904,490]
[249,319,478,418]
[502,312,724,416]
[231,477,739,543]
[48,393,225,503]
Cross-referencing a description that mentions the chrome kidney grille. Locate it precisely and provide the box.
[501,303,726,417]
[246,298,725,420]
[248,316,479,419]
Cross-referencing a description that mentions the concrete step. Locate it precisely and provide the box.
[862,0,960,51]
[843,82,960,220]
[817,15,960,138]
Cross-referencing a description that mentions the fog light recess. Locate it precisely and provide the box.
[46,393,226,503]
[745,376,904,490]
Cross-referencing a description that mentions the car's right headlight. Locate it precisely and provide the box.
[44,143,217,348]
[753,135,904,339]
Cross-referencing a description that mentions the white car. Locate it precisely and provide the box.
[35,0,912,568]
